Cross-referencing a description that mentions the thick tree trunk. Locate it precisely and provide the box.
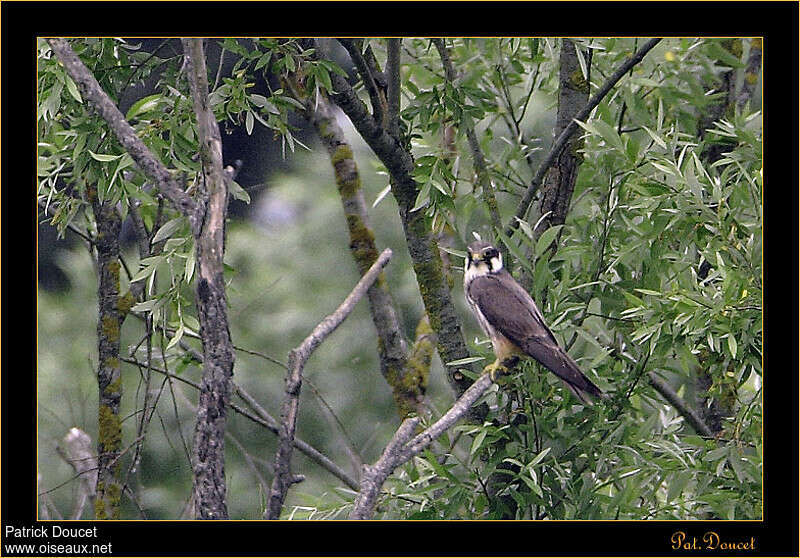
[183,39,236,520]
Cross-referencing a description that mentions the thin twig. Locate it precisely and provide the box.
[119,355,359,490]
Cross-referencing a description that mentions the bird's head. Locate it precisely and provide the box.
[465,240,503,281]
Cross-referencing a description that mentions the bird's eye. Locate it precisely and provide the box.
[484,248,497,259]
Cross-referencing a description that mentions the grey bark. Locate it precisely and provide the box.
[538,39,591,231]
[266,249,393,519]
[350,373,494,519]
[182,38,236,520]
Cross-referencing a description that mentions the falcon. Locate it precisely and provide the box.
[464,239,603,404]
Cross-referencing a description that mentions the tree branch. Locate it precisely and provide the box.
[337,38,387,127]
[647,371,715,438]
[306,39,476,400]
[119,355,360,491]
[350,373,494,519]
[505,38,662,236]
[46,38,202,234]
[303,95,431,418]
[266,248,393,519]
[386,38,402,136]
[432,39,503,238]
[56,428,98,520]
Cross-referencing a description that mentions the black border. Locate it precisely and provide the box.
[10,1,797,556]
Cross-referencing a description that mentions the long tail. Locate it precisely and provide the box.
[522,338,603,405]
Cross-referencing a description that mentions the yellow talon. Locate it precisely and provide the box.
[484,357,519,383]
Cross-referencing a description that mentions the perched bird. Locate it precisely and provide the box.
[464,239,603,405]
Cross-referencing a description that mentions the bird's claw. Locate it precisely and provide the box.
[484,357,519,383]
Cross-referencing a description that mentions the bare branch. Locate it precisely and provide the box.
[505,38,662,236]
[119,354,360,491]
[350,373,494,519]
[266,248,393,519]
[56,428,98,520]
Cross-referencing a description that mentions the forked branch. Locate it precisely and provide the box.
[266,248,394,519]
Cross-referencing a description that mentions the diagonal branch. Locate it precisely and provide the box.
[647,371,714,438]
[350,373,494,519]
[305,39,476,400]
[46,38,203,234]
[337,38,387,127]
[505,38,662,237]
[266,248,394,519]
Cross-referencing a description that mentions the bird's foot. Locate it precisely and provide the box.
[484,356,520,383]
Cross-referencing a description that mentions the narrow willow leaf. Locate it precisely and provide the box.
[64,74,82,103]
[445,356,485,366]
[372,185,392,208]
[535,225,563,257]
[727,334,738,359]
[88,150,122,162]
[152,217,184,244]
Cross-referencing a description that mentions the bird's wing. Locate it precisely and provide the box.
[467,272,557,347]
[468,273,602,402]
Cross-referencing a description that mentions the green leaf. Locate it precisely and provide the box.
[130,299,158,313]
[592,119,625,152]
[439,245,466,259]
[184,245,196,283]
[64,74,82,103]
[130,261,160,283]
[152,217,184,244]
[727,334,738,359]
[642,126,667,150]
[528,447,551,468]
[470,428,488,456]
[445,356,485,366]
[667,470,691,502]
[88,150,122,162]
[634,288,662,297]
[126,94,163,120]
[229,180,251,204]
[372,185,392,208]
[535,225,563,257]
[182,313,200,332]
[410,182,431,212]
[166,326,184,351]
[245,110,254,135]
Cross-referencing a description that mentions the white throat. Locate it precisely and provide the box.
[464,253,503,285]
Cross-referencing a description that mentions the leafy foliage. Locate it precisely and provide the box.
[37,37,761,520]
